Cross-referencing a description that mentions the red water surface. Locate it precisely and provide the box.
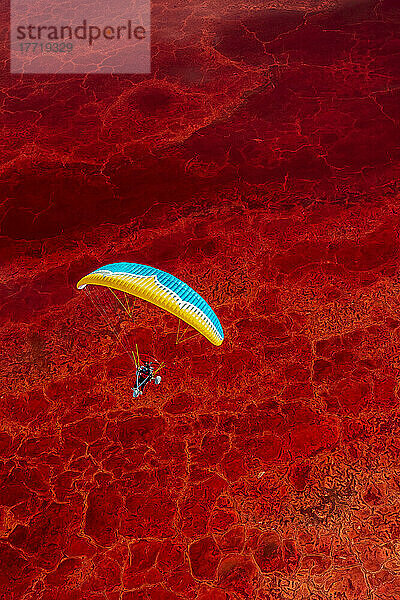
[1,0,400,598]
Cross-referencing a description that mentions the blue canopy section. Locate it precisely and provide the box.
[93,262,224,341]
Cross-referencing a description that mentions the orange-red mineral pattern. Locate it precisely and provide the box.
[1,0,400,599]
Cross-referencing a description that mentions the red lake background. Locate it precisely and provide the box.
[1,0,400,598]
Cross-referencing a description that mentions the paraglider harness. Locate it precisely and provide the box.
[132,361,161,398]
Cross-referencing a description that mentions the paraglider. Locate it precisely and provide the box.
[77,262,224,395]
[132,361,161,398]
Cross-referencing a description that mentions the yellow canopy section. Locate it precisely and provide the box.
[77,262,224,346]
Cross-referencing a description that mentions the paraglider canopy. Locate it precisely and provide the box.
[77,262,224,346]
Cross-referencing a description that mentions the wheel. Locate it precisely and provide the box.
[154,376,161,385]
